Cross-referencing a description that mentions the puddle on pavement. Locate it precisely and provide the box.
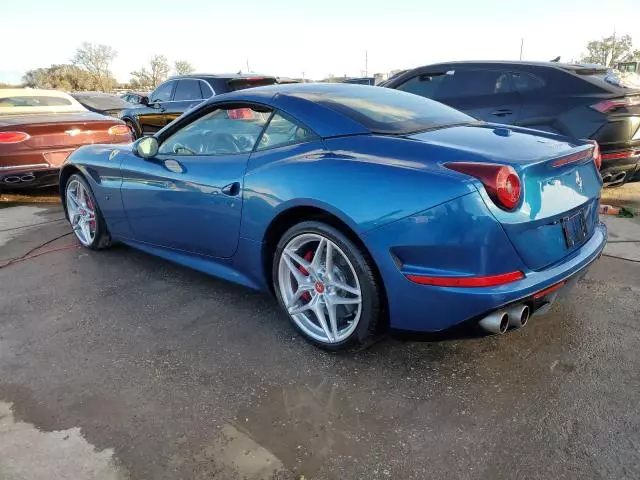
[0,401,128,480]
[169,378,381,479]
[231,379,381,477]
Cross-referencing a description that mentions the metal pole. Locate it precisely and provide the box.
[519,38,524,60]
[365,50,368,77]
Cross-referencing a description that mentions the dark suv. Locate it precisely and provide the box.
[121,74,277,138]
[382,61,640,186]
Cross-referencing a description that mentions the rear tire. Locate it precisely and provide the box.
[65,173,111,250]
[272,221,382,351]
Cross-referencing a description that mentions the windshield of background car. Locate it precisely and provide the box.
[74,94,132,110]
[292,87,474,134]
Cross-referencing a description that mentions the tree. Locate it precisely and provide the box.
[149,55,170,87]
[129,55,171,90]
[129,67,153,90]
[22,64,97,91]
[22,68,50,89]
[72,42,117,91]
[174,60,195,76]
[581,34,640,67]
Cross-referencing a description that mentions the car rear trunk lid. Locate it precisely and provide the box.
[409,124,602,270]
[0,113,123,149]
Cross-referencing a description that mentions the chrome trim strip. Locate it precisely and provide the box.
[0,163,50,171]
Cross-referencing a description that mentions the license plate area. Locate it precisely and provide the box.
[561,209,588,248]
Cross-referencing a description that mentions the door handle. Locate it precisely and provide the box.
[221,182,240,196]
[492,109,513,117]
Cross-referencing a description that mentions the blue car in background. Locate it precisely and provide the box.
[59,84,606,350]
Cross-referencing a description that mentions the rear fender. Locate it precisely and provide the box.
[241,138,475,241]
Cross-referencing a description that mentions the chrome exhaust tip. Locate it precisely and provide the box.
[506,304,530,329]
[478,311,509,335]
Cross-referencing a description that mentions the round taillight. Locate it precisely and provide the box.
[496,166,521,210]
[444,162,522,211]
[0,131,30,143]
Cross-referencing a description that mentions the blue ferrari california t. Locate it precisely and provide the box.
[59,84,607,350]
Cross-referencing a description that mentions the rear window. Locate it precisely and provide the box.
[228,76,277,91]
[72,94,131,110]
[293,86,474,134]
[0,96,72,107]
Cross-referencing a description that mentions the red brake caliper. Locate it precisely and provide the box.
[300,250,314,302]
[86,196,96,231]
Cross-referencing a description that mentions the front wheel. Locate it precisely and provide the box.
[65,174,111,250]
[272,221,383,350]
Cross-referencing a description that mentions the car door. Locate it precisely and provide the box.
[396,67,522,124]
[510,70,562,133]
[137,80,176,136]
[435,68,522,124]
[167,79,209,122]
[119,103,270,258]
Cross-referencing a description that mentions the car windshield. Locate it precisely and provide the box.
[292,86,474,134]
[73,94,132,110]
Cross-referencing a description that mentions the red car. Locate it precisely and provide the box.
[0,89,132,189]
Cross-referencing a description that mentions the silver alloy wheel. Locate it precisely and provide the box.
[66,179,96,246]
[278,233,362,344]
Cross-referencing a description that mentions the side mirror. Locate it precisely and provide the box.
[140,96,149,106]
[133,136,159,159]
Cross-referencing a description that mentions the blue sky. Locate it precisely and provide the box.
[2,0,638,84]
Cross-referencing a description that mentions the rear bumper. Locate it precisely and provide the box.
[0,165,60,189]
[369,220,607,333]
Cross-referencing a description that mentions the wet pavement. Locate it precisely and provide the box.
[1,196,640,480]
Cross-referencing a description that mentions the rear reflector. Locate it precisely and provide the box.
[590,96,640,113]
[601,150,638,160]
[108,125,131,136]
[532,280,566,300]
[444,162,521,210]
[406,270,524,287]
[0,131,30,143]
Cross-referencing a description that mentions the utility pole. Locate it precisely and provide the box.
[519,38,524,60]
[365,50,368,77]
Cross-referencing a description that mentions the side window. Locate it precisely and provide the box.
[199,81,215,99]
[435,69,513,99]
[174,80,203,101]
[159,106,271,156]
[511,72,545,92]
[396,73,447,99]
[255,112,316,151]
[150,81,174,103]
